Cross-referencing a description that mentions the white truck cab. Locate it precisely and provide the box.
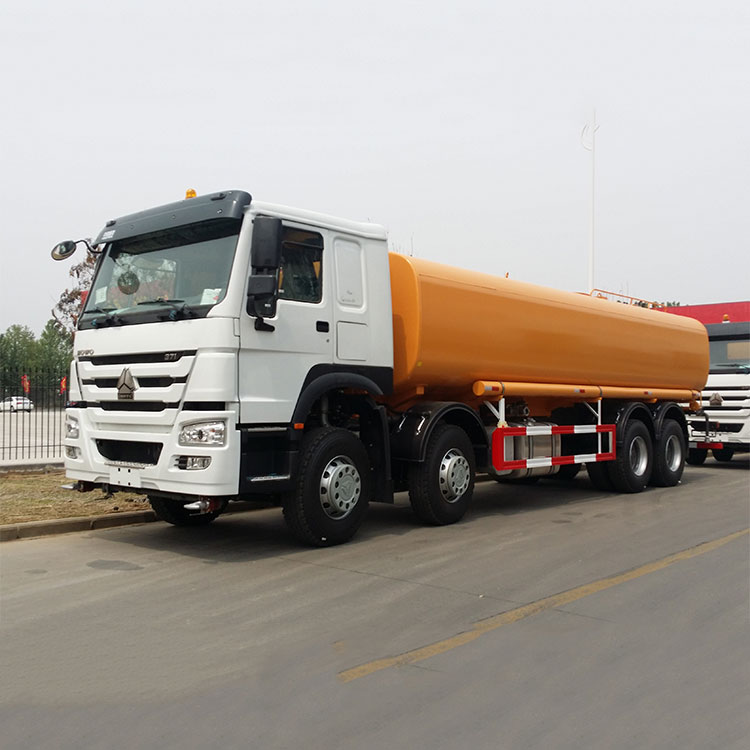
[686,321,750,464]
[61,190,394,538]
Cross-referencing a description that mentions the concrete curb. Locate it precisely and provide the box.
[0,510,159,542]
[0,501,270,542]
[0,461,65,473]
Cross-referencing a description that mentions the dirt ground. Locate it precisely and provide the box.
[0,470,150,525]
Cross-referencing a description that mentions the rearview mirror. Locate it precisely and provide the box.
[51,238,101,260]
[250,217,282,270]
[51,241,77,261]
[247,272,279,322]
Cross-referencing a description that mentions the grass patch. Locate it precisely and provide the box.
[0,470,149,525]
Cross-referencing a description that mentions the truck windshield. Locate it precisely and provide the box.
[79,219,240,329]
[708,335,750,371]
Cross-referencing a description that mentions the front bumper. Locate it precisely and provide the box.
[63,405,241,497]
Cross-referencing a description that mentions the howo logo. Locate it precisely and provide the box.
[709,392,723,406]
[117,368,137,400]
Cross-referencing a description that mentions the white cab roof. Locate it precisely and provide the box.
[250,200,387,240]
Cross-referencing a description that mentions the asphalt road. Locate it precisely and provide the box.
[1,458,748,750]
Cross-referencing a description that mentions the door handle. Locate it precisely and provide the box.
[316,321,330,333]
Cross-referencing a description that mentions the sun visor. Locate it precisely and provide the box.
[94,190,252,245]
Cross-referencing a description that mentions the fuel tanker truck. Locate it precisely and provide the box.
[52,190,708,545]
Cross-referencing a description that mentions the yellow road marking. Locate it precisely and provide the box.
[339,528,749,683]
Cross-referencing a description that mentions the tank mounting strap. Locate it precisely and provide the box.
[491,424,616,471]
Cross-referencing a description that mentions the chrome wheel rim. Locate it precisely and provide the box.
[319,455,361,519]
[439,449,471,502]
[630,435,649,477]
[665,434,682,472]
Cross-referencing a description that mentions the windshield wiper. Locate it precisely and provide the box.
[710,362,750,371]
[84,305,122,327]
[136,299,195,320]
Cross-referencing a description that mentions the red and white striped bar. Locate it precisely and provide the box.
[491,424,616,471]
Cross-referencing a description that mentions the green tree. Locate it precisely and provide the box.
[0,324,38,371]
[37,319,72,374]
[0,324,39,392]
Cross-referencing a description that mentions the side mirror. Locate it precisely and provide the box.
[51,238,101,261]
[246,273,279,323]
[250,217,282,270]
[51,241,77,261]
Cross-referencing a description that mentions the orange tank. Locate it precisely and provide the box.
[388,254,708,400]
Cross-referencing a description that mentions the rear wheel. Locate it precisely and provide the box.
[712,447,735,462]
[409,424,475,525]
[686,448,707,465]
[149,497,226,526]
[607,420,653,493]
[650,419,686,487]
[282,427,371,546]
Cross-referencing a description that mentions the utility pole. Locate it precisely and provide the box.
[581,109,599,293]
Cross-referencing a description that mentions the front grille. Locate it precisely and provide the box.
[690,422,744,434]
[79,350,196,365]
[96,439,163,465]
[97,401,179,412]
[83,376,186,388]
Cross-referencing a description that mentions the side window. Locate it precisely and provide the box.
[278,228,323,303]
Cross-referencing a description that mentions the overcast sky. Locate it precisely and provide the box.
[1,0,748,336]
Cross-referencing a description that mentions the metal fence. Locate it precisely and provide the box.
[1,369,68,463]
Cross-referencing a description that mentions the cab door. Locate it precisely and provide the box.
[238,223,333,424]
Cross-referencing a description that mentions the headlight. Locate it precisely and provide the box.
[178,421,226,446]
[66,415,79,439]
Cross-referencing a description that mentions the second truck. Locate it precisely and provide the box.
[53,190,708,545]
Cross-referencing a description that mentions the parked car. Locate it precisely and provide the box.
[0,396,34,412]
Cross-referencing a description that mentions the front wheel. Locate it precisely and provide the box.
[607,420,653,493]
[408,424,476,525]
[650,419,686,487]
[282,427,371,546]
[712,447,735,462]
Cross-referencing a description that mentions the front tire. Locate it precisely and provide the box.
[607,420,653,493]
[149,497,226,526]
[650,419,686,487]
[712,447,735,462]
[282,427,371,546]
[408,424,476,525]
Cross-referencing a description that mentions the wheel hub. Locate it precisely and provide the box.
[439,449,470,502]
[665,434,682,472]
[630,435,649,477]
[319,455,361,519]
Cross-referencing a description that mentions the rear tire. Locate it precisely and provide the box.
[409,424,475,525]
[149,497,226,526]
[712,447,735,462]
[650,419,686,487]
[282,427,371,546]
[686,448,707,466]
[607,420,653,493]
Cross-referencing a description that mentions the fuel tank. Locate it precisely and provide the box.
[388,254,708,397]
